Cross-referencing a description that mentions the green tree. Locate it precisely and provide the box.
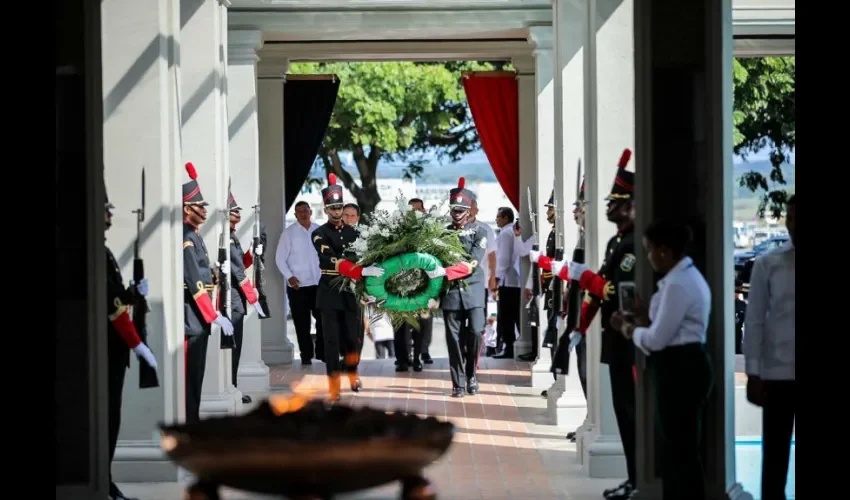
[289,61,510,213]
[733,56,795,219]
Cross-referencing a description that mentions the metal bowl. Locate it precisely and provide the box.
[159,400,454,498]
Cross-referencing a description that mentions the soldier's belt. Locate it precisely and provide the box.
[184,283,215,291]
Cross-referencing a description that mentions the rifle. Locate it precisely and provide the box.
[252,202,271,318]
[132,167,160,389]
[525,187,540,358]
[217,180,235,349]
[552,160,584,375]
[542,196,564,350]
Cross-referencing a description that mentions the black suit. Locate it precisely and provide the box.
[441,221,488,389]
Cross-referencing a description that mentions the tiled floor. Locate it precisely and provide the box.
[121,357,618,499]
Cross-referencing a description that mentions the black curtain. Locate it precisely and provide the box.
[284,78,340,212]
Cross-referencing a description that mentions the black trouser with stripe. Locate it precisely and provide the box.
[231,309,244,387]
[443,308,485,388]
[185,332,209,423]
[321,309,362,375]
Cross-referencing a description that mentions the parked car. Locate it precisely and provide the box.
[734,234,789,271]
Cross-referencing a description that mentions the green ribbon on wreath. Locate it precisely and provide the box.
[364,252,444,312]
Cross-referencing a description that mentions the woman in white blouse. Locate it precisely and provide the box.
[611,220,713,500]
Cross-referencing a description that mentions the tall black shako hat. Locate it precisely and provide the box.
[544,189,554,208]
[182,162,209,206]
[228,182,241,212]
[321,173,344,208]
[449,177,476,209]
[605,148,634,202]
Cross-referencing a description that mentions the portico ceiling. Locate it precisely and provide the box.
[229,0,794,43]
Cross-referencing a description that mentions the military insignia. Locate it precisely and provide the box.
[333,194,339,200]
[456,196,463,204]
[620,253,636,272]
[313,235,322,242]
[196,280,204,292]
[320,245,330,254]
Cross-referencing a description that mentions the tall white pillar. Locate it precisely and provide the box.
[522,28,557,392]
[578,0,635,478]
[181,0,241,417]
[227,29,271,398]
[257,59,295,366]
[102,0,184,481]
[546,4,589,430]
[514,54,536,367]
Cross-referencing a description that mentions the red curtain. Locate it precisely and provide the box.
[462,74,519,209]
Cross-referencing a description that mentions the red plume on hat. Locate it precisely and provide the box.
[457,177,465,189]
[329,173,337,185]
[617,149,632,169]
[185,162,198,179]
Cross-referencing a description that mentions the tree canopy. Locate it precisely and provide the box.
[733,56,795,219]
[289,61,509,213]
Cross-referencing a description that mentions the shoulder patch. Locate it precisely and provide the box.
[183,241,194,249]
[620,253,636,272]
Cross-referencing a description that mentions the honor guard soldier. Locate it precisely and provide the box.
[182,162,234,423]
[430,177,488,398]
[534,150,638,499]
[105,182,157,500]
[312,174,384,400]
[227,188,267,404]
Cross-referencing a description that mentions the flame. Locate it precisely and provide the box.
[268,383,319,415]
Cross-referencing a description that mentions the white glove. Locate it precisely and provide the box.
[130,278,149,297]
[213,313,234,336]
[134,343,158,370]
[568,331,582,352]
[529,249,540,262]
[361,265,385,277]
[552,261,565,278]
[255,243,264,256]
[362,295,378,304]
[217,260,231,276]
[253,301,267,318]
[426,266,447,279]
[567,262,589,281]
[427,298,440,309]
[556,315,565,334]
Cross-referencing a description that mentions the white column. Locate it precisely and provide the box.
[544,4,589,430]
[522,28,556,392]
[579,0,635,478]
[102,0,183,482]
[181,0,241,417]
[227,30,271,398]
[257,59,295,366]
[541,0,585,432]
[513,54,536,365]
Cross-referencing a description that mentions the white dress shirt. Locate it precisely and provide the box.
[495,226,521,287]
[632,256,711,355]
[743,242,795,380]
[476,221,497,285]
[514,235,536,290]
[275,221,321,287]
